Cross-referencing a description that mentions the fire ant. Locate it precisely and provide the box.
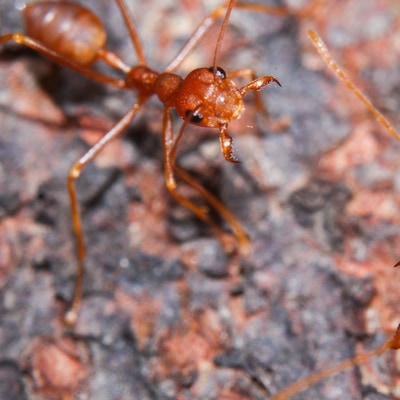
[0,0,284,325]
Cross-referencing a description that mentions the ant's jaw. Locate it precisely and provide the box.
[219,126,240,163]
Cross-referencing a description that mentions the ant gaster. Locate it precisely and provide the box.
[0,0,280,325]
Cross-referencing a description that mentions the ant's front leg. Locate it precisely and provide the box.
[234,0,324,18]
[229,68,268,118]
[165,0,293,73]
[162,108,250,255]
[229,69,288,131]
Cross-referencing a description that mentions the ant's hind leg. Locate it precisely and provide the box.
[0,33,127,88]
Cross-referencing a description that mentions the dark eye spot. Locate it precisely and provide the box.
[185,109,204,124]
[207,66,226,79]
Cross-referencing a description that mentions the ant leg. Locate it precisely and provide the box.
[164,2,229,72]
[295,0,326,18]
[233,2,288,16]
[235,0,324,18]
[165,0,324,72]
[239,75,281,97]
[309,30,400,268]
[229,68,289,131]
[64,103,142,326]
[0,33,127,88]
[173,165,250,255]
[308,30,400,142]
[114,0,146,65]
[270,324,400,400]
[229,68,271,116]
[162,109,250,255]
[165,1,291,72]
[96,48,131,74]
[162,110,224,243]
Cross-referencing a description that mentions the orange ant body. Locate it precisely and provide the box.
[1,1,399,399]
[0,0,281,324]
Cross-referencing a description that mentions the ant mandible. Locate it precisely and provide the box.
[0,0,281,325]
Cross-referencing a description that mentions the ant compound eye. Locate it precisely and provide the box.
[185,109,204,124]
[207,66,226,79]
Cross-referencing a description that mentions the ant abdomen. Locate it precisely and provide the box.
[23,1,106,66]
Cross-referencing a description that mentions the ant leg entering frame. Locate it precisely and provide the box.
[308,30,400,143]
[270,324,400,400]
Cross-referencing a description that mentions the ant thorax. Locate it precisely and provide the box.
[174,67,244,128]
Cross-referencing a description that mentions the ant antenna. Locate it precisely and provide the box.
[212,0,235,73]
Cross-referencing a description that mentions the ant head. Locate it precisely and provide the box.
[175,67,244,129]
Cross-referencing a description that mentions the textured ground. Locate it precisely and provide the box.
[0,1,399,399]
